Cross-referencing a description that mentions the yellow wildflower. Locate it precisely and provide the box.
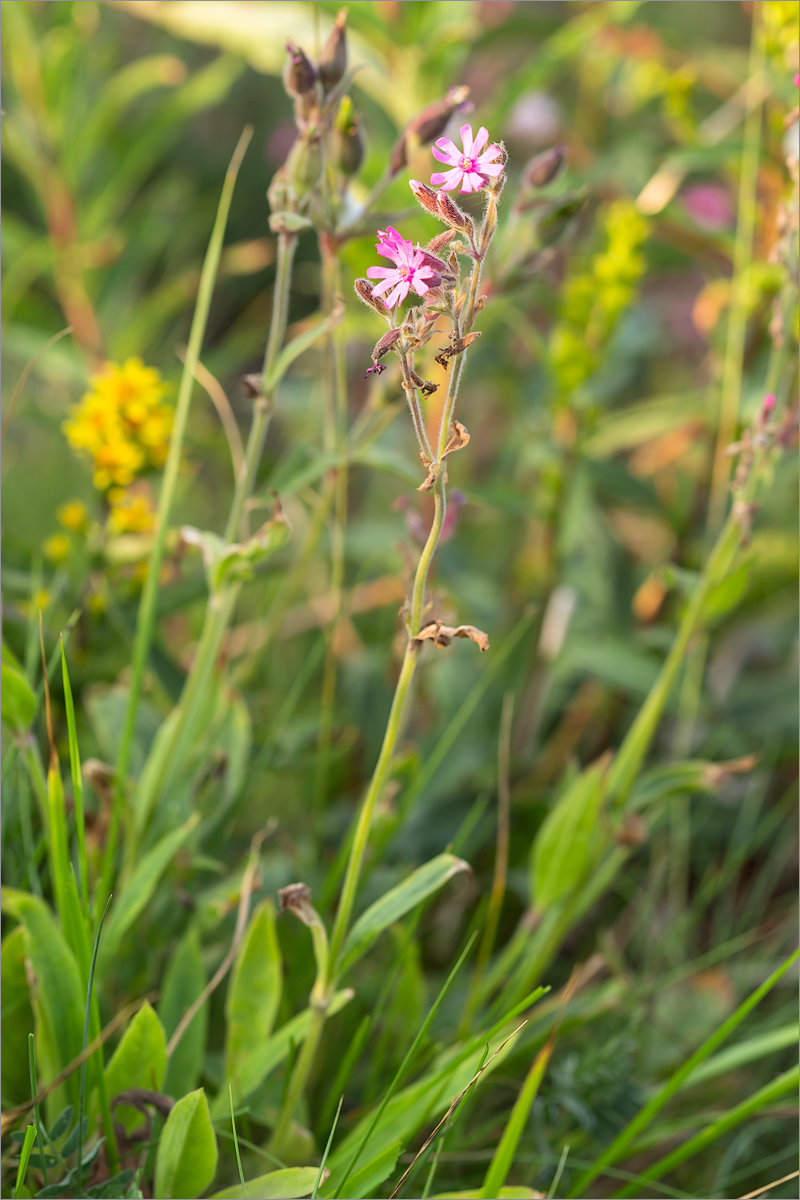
[33,588,51,611]
[107,486,156,535]
[57,499,88,532]
[43,534,71,563]
[63,357,172,491]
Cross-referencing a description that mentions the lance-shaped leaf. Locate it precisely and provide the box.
[337,854,471,978]
[104,1002,167,1133]
[530,753,611,914]
[154,1088,218,1200]
[224,898,282,1099]
[264,302,344,392]
[1,660,36,731]
[182,498,289,593]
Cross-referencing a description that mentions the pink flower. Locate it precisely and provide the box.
[430,123,504,193]
[366,226,437,309]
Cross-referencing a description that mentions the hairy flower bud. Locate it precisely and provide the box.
[390,85,471,175]
[365,327,403,376]
[354,277,386,314]
[318,9,347,92]
[437,192,474,234]
[285,133,322,198]
[523,144,567,189]
[283,41,317,97]
[427,229,456,255]
[409,179,440,216]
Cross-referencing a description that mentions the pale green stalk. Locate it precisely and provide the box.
[104,128,252,904]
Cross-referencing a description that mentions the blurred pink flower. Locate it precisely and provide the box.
[366,226,436,308]
[431,123,503,193]
[681,184,734,232]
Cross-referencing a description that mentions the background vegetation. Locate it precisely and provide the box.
[2,3,798,1199]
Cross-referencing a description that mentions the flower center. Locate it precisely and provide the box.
[460,156,476,171]
[400,267,412,278]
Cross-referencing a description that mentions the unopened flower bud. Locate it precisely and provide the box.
[437,192,474,235]
[354,277,386,313]
[390,85,471,175]
[427,229,456,255]
[522,144,567,189]
[318,9,347,92]
[285,132,322,198]
[417,249,451,277]
[334,96,364,177]
[283,41,317,97]
[409,179,440,216]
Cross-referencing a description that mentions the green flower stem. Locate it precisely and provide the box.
[226,231,297,543]
[269,1003,327,1156]
[104,128,252,907]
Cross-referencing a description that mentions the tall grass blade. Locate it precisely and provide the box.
[313,1095,343,1200]
[60,640,89,912]
[612,1065,800,1199]
[13,1123,37,1200]
[28,1034,48,1188]
[77,894,113,1193]
[332,932,477,1198]
[228,1083,247,1200]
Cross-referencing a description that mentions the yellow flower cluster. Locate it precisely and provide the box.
[106,486,156,535]
[550,199,648,395]
[63,357,172,491]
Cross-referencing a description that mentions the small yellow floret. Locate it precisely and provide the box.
[43,534,71,563]
[57,500,88,532]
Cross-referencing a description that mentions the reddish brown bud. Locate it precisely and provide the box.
[522,144,567,188]
[318,9,347,92]
[427,229,456,255]
[390,85,470,175]
[409,179,440,216]
[283,42,317,97]
[372,327,403,362]
[437,192,473,234]
[354,278,386,313]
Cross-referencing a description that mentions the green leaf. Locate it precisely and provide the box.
[60,643,89,912]
[0,890,84,1112]
[480,1044,553,1198]
[212,1167,321,1199]
[101,814,199,961]
[154,1088,218,1200]
[104,1002,167,1132]
[1,661,36,731]
[337,855,471,978]
[211,988,354,1117]
[224,898,282,1098]
[264,305,343,392]
[436,1190,543,1199]
[182,505,290,592]
[530,755,610,913]
[160,928,208,1100]
[2,927,35,1105]
[321,1144,400,1200]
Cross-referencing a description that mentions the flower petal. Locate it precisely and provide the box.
[369,276,396,297]
[472,126,489,155]
[432,139,460,165]
[477,144,503,162]
[459,123,474,155]
[414,277,430,296]
[478,161,504,177]
[431,167,464,191]
[366,265,396,279]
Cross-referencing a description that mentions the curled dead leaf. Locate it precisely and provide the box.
[414,620,490,652]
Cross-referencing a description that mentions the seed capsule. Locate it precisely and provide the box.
[283,41,316,97]
[319,9,348,92]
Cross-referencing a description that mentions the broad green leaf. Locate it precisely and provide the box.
[209,989,353,1117]
[105,1002,167,1132]
[101,813,199,960]
[530,755,610,913]
[338,854,471,977]
[264,305,344,392]
[1,890,84,1112]
[154,1088,218,1200]
[1,661,35,731]
[2,927,34,1106]
[160,928,208,1100]
[224,898,282,1098]
[702,561,750,623]
[211,1167,320,1199]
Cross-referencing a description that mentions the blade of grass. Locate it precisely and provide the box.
[568,948,799,1196]
[611,1066,800,1199]
[228,1083,248,1200]
[547,1143,570,1199]
[13,1123,37,1200]
[0,325,73,447]
[313,1095,343,1200]
[106,125,253,906]
[76,895,112,1195]
[28,1034,48,1188]
[60,638,89,913]
[738,1170,800,1199]
[332,932,478,1198]
[480,969,579,1198]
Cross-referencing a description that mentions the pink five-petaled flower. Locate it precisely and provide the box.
[366,226,436,309]
[430,123,503,194]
